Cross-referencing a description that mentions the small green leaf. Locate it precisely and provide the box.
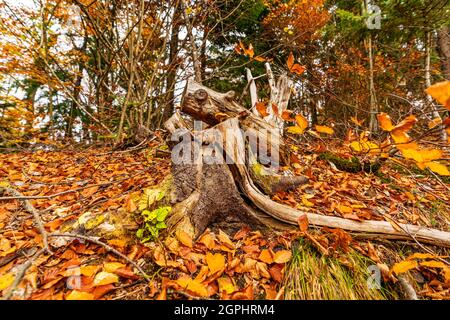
[136,229,144,239]
[156,221,167,229]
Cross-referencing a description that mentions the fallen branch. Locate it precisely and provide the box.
[49,233,150,279]
[0,171,146,201]
[0,186,51,253]
[1,248,46,300]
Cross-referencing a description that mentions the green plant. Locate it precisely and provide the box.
[136,206,171,242]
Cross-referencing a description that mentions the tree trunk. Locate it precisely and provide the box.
[437,26,450,80]
[162,79,450,247]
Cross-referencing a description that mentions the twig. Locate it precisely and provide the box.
[398,276,419,300]
[2,248,46,300]
[49,233,150,279]
[427,168,450,192]
[0,171,145,201]
[0,187,51,254]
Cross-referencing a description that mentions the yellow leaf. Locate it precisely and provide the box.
[176,229,193,248]
[175,277,208,297]
[391,131,411,144]
[426,81,450,110]
[258,249,273,264]
[391,260,418,275]
[425,162,450,176]
[93,271,119,286]
[205,252,225,275]
[66,290,95,300]
[407,253,443,260]
[0,272,15,291]
[301,195,314,207]
[217,276,235,294]
[419,260,447,268]
[287,126,306,135]
[401,148,443,163]
[315,125,334,135]
[103,262,126,273]
[295,114,309,132]
[273,250,292,264]
[80,265,101,277]
[337,204,352,214]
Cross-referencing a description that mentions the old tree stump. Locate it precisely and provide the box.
[153,79,450,247]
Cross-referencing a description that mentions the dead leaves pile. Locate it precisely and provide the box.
[151,227,293,300]
[275,146,449,230]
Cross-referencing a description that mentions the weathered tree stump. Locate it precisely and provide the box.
[161,79,450,247]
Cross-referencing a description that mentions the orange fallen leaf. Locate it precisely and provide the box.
[176,229,193,248]
[175,277,208,297]
[297,214,309,232]
[391,260,418,275]
[258,249,273,264]
[206,252,226,275]
[315,125,334,135]
[273,250,292,264]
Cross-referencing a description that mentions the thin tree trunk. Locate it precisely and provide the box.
[437,25,450,80]
[425,31,446,141]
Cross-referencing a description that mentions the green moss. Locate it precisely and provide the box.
[318,152,381,174]
[249,162,282,195]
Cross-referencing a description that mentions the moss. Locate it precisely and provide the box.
[318,152,381,174]
[84,214,106,230]
[249,162,282,195]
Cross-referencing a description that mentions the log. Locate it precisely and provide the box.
[162,79,450,247]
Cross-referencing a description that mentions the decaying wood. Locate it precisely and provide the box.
[163,79,450,247]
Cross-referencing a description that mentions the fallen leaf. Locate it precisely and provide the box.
[258,249,273,264]
[80,265,101,277]
[391,260,418,275]
[103,262,126,273]
[217,276,235,294]
[206,252,226,275]
[176,229,193,248]
[0,272,15,291]
[315,125,334,135]
[93,271,119,286]
[66,290,95,300]
[297,214,309,232]
[273,250,292,264]
[256,102,269,117]
[175,277,208,297]
[426,81,450,110]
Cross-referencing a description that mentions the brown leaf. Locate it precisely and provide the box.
[269,264,284,282]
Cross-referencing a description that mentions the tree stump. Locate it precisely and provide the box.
[160,79,450,247]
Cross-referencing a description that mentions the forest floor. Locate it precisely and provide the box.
[0,138,449,300]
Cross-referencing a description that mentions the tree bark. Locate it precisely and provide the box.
[437,25,450,80]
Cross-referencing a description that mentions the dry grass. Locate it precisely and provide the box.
[283,239,398,300]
